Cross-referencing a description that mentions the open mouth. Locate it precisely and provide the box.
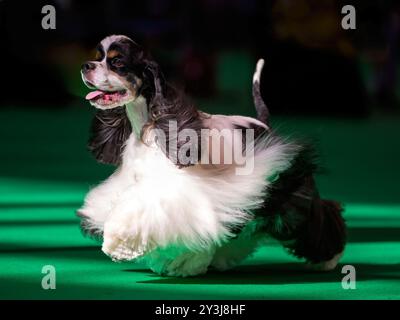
[85,89,133,109]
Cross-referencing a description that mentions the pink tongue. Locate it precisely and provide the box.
[85,90,104,100]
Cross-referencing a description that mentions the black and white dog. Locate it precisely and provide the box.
[78,35,346,277]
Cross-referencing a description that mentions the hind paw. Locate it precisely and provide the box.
[305,251,343,271]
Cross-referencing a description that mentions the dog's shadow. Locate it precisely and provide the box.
[127,262,400,285]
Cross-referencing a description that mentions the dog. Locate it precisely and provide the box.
[78,35,346,277]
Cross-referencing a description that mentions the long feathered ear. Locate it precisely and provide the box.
[141,61,203,168]
[140,59,165,103]
[88,106,132,165]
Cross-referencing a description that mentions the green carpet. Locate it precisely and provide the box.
[0,104,399,299]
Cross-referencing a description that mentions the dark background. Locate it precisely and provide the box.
[1,0,399,116]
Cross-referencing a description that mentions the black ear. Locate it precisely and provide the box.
[88,107,132,165]
[140,61,203,168]
[141,59,165,103]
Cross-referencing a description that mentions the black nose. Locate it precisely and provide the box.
[82,62,95,72]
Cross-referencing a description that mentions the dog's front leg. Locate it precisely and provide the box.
[101,184,154,261]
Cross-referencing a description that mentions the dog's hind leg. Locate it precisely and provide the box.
[260,176,346,271]
[283,198,346,271]
[252,140,346,271]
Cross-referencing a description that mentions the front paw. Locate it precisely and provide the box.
[102,235,148,262]
[102,216,153,262]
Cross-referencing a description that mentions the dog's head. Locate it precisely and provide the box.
[82,35,202,167]
[81,35,158,109]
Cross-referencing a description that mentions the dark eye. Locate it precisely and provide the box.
[112,57,124,67]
